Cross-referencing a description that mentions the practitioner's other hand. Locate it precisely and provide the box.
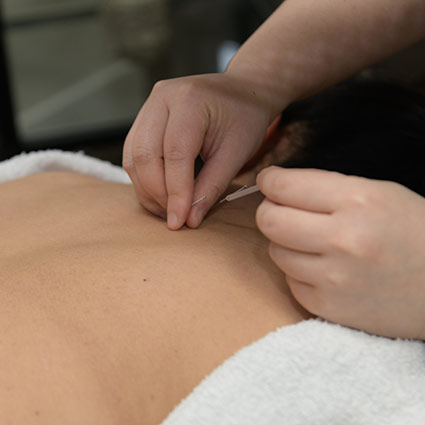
[123,72,278,230]
[256,166,425,340]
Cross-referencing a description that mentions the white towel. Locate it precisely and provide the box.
[2,150,425,425]
[0,149,130,184]
[162,319,425,425]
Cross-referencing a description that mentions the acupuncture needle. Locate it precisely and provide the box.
[192,195,206,206]
[218,184,260,204]
[192,184,260,207]
[192,186,246,207]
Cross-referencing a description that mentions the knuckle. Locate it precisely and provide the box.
[329,230,356,255]
[328,227,376,258]
[348,194,366,209]
[178,78,203,98]
[164,143,187,163]
[324,267,350,289]
[345,179,380,209]
[132,145,154,167]
[155,78,200,103]
[347,191,372,209]
[152,79,167,94]
[328,230,350,254]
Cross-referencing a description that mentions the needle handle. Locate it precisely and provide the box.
[225,184,260,202]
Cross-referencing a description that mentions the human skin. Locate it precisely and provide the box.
[122,0,425,339]
[256,166,425,340]
[239,122,425,341]
[123,0,425,229]
[0,172,310,425]
[232,117,425,341]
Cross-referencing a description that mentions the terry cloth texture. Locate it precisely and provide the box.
[162,319,425,425]
[0,149,130,184]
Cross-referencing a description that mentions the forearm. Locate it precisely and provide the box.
[226,0,425,121]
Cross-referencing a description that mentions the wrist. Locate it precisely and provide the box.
[225,56,292,123]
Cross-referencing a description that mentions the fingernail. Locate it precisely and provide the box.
[167,212,180,229]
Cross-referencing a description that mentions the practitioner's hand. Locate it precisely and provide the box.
[256,166,425,340]
[123,72,277,230]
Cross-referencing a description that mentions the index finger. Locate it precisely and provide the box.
[256,166,351,213]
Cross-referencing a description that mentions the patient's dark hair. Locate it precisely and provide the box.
[278,78,425,197]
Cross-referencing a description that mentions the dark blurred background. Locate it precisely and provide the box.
[1,0,424,165]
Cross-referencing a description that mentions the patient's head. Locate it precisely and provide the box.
[277,78,425,196]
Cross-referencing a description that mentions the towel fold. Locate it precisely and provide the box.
[2,150,424,425]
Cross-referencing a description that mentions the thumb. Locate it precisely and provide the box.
[186,146,250,228]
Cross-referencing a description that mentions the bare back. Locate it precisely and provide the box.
[0,172,310,425]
